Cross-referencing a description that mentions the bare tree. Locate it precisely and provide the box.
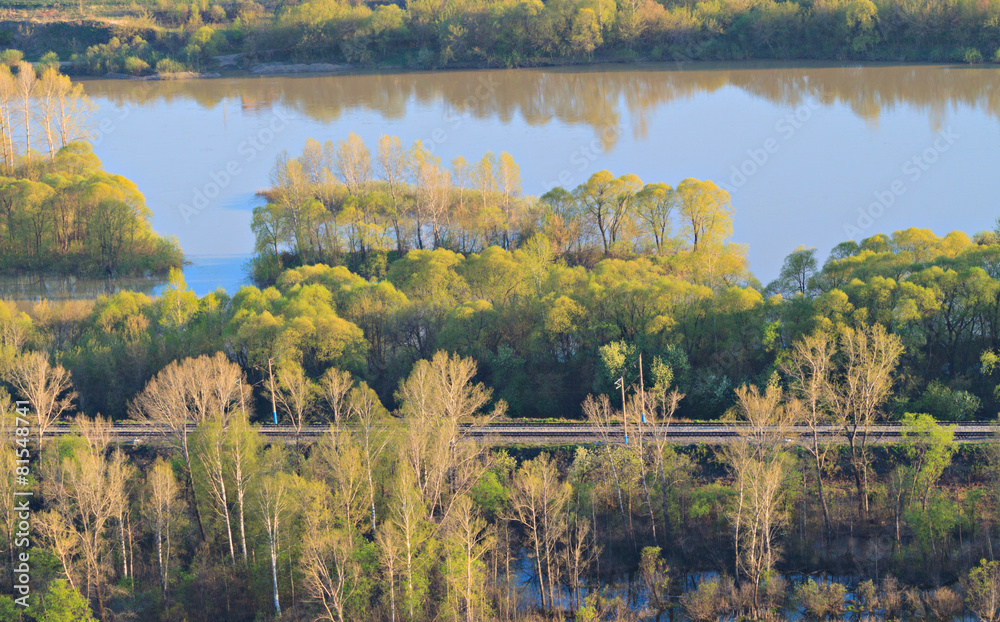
[388,469,433,622]
[724,384,793,618]
[377,522,402,622]
[61,445,130,618]
[144,457,180,598]
[395,350,500,522]
[0,66,16,168]
[560,514,601,612]
[348,382,391,534]
[443,494,494,622]
[5,350,75,454]
[783,331,835,544]
[35,509,80,590]
[191,413,237,564]
[34,67,60,160]
[582,394,628,533]
[53,72,92,148]
[826,324,904,521]
[311,429,368,535]
[377,134,409,253]
[508,453,571,613]
[130,352,246,540]
[319,367,352,426]
[257,471,292,618]
[496,152,521,248]
[276,362,316,451]
[13,62,34,157]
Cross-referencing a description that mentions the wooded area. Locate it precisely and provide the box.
[2,334,1000,621]
[4,0,1000,75]
[3,147,1000,616]
[0,60,182,277]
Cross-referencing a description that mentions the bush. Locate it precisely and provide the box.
[963,47,984,64]
[994,47,1000,63]
[880,576,904,619]
[0,49,23,65]
[155,58,186,73]
[124,56,150,75]
[682,575,733,622]
[794,578,846,620]
[39,579,97,622]
[915,381,981,420]
[924,586,963,621]
[38,51,60,72]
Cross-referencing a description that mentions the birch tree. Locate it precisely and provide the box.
[724,384,793,617]
[826,324,904,521]
[144,458,180,598]
[257,470,293,618]
[443,494,494,622]
[5,350,75,456]
[319,367,352,426]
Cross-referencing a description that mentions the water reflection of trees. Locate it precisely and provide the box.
[80,63,1000,147]
[0,274,165,301]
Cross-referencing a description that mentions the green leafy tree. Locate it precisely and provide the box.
[38,580,97,622]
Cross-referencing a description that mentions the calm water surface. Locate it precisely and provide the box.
[79,62,1000,296]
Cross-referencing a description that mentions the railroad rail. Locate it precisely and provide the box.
[33,421,1000,445]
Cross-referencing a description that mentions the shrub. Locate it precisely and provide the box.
[682,575,733,622]
[905,588,927,618]
[924,586,963,621]
[38,51,60,72]
[0,49,23,65]
[856,579,878,615]
[915,381,981,420]
[794,578,847,620]
[963,47,983,64]
[881,576,904,619]
[124,56,150,75]
[155,58,186,73]
[39,579,97,622]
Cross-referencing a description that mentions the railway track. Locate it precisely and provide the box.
[35,421,1000,445]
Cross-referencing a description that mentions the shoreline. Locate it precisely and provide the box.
[79,56,992,82]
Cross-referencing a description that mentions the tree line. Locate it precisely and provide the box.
[250,132,736,283]
[4,335,1000,621]
[10,0,1000,76]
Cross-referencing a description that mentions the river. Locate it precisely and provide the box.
[77,62,1000,296]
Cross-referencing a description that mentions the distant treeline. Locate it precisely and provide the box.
[4,0,1000,75]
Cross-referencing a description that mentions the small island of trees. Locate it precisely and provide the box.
[0,61,182,278]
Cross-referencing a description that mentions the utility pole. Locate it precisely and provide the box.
[617,376,627,444]
[638,352,645,425]
[268,357,278,424]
